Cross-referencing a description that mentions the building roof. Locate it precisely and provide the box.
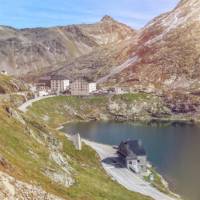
[50,75,68,80]
[118,140,146,159]
[72,76,95,83]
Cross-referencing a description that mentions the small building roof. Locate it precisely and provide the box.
[118,140,146,159]
[71,76,95,83]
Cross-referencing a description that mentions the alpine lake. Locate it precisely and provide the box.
[62,120,200,200]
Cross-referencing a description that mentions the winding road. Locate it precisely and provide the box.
[18,95,55,112]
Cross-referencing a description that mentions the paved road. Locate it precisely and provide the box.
[84,140,177,200]
[18,95,55,112]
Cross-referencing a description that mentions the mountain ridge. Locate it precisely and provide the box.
[102,0,200,92]
[0,16,136,80]
[1,0,199,92]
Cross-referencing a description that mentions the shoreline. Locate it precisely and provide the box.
[82,138,180,200]
[58,117,199,132]
[19,95,200,125]
[63,130,182,200]
[18,95,186,199]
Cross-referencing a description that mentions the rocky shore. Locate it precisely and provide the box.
[25,94,200,131]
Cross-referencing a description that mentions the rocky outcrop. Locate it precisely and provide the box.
[0,171,64,200]
[0,157,11,170]
[164,91,200,114]
[102,0,200,93]
[0,75,28,94]
[107,95,171,121]
[44,168,74,188]
[1,103,75,190]
[5,106,26,125]
[46,151,74,187]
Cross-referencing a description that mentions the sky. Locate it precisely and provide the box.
[0,0,180,29]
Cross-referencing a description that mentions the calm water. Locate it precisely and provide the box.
[62,121,200,200]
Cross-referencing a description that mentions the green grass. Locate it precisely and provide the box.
[111,93,151,102]
[58,135,152,200]
[0,106,57,192]
[0,103,152,200]
[27,93,160,129]
[21,93,184,200]
[144,168,171,195]
[28,96,110,128]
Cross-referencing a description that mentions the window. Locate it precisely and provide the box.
[129,161,132,165]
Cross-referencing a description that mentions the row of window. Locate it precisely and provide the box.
[128,160,141,165]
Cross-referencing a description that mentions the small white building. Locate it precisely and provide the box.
[38,90,49,97]
[115,87,123,94]
[50,75,69,93]
[114,87,127,95]
[89,83,97,93]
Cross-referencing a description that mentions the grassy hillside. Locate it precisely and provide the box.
[0,105,69,197]
[59,135,151,200]
[27,95,110,128]
[0,100,152,199]
[25,94,182,199]
[27,94,169,128]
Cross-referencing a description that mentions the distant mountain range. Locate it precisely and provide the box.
[0,15,135,81]
[1,0,200,92]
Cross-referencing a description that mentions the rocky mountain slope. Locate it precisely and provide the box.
[0,74,28,94]
[103,0,200,92]
[0,16,135,80]
[0,171,64,200]
[1,0,200,89]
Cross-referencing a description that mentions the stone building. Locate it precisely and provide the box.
[118,140,147,174]
[35,82,50,97]
[50,75,69,93]
[36,82,48,91]
[70,79,96,96]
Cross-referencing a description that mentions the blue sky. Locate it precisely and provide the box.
[0,0,179,29]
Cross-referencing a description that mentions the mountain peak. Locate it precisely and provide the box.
[101,15,115,22]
